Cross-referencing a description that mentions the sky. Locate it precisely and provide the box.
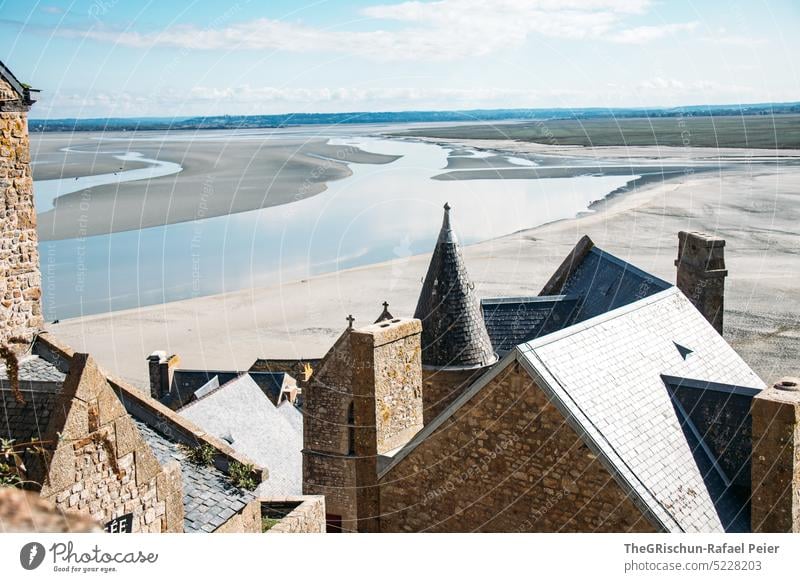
[0,0,798,118]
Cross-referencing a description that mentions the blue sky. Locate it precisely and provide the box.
[1,0,797,118]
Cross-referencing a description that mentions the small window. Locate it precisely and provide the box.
[347,401,356,455]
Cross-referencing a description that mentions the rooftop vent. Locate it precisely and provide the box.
[673,342,694,361]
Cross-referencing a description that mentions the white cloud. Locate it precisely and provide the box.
[51,0,698,61]
[35,85,588,118]
[609,21,698,44]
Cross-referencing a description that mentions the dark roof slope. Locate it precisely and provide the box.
[132,419,255,533]
[663,375,758,531]
[0,357,66,444]
[481,295,578,356]
[414,203,495,368]
[541,240,671,323]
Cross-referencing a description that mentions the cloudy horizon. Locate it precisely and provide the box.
[1,0,797,118]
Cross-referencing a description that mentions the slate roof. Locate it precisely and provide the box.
[249,372,289,405]
[178,374,303,497]
[481,295,579,356]
[132,418,255,533]
[542,244,671,324]
[0,356,66,444]
[518,287,764,532]
[414,203,495,369]
[169,370,241,408]
[0,356,66,384]
[662,376,757,519]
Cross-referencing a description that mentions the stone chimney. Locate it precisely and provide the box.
[674,231,727,335]
[0,61,42,346]
[147,351,179,401]
[750,377,800,532]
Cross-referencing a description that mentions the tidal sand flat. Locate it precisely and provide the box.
[50,142,800,388]
[36,135,641,320]
[32,130,400,241]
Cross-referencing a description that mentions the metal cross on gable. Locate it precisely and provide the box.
[347,314,355,328]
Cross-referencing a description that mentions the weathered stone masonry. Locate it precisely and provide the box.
[0,73,42,346]
[303,318,423,532]
[378,362,657,532]
[33,352,184,532]
[0,78,42,344]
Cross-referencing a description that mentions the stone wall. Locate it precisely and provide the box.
[303,329,359,529]
[422,366,487,425]
[351,319,423,455]
[0,92,42,346]
[36,353,184,532]
[263,495,326,533]
[379,362,657,532]
[214,499,261,533]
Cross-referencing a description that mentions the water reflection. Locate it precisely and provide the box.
[38,136,640,320]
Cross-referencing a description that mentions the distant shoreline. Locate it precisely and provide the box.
[29,102,800,134]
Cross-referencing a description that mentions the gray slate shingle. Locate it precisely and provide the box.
[481,295,579,356]
[414,204,495,368]
[519,287,765,532]
[132,419,255,533]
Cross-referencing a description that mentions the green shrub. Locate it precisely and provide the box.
[228,461,257,490]
[182,443,216,467]
[261,517,280,532]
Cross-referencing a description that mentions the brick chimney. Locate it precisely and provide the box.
[147,351,179,401]
[750,377,800,532]
[0,61,42,346]
[674,231,727,335]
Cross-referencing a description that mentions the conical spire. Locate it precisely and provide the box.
[414,203,496,369]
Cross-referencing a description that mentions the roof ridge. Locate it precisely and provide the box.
[519,287,679,352]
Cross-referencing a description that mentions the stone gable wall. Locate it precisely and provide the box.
[0,104,42,345]
[379,362,657,532]
[36,354,184,533]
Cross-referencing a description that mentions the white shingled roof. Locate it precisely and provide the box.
[178,374,303,497]
[518,286,765,532]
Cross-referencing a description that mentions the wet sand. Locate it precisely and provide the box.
[32,132,400,241]
[50,142,800,389]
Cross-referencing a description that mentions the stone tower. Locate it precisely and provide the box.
[0,61,42,347]
[750,377,800,532]
[302,315,423,532]
[414,203,496,423]
[674,231,727,335]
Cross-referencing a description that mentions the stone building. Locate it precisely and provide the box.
[303,204,799,533]
[0,60,42,346]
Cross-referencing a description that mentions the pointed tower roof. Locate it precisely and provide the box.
[414,203,496,369]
